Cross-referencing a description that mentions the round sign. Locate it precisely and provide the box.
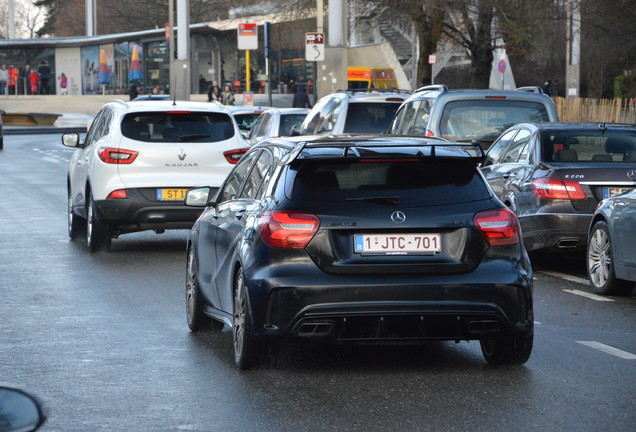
[498,60,506,74]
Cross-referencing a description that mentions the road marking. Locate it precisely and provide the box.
[539,270,589,285]
[577,341,636,360]
[564,289,615,302]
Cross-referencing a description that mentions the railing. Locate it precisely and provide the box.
[554,97,636,124]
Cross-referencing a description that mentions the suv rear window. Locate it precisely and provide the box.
[291,159,490,206]
[541,130,636,162]
[439,100,551,142]
[121,111,234,142]
[343,103,401,134]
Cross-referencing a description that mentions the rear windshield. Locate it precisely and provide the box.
[291,159,490,206]
[439,100,551,142]
[279,114,307,136]
[540,130,636,162]
[121,111,234,142]
[233,113,261,131]
[343,102,401,134]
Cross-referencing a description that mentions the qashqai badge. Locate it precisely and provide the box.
[391,211,406,224]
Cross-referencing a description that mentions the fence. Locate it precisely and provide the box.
[554,97,636,124]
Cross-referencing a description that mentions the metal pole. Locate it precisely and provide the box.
[265,21,272,107]
[246,50,251,92]
[9,0,15,39]
[86,0,94,36]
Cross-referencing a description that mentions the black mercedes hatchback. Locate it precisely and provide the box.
[185,135,534,369]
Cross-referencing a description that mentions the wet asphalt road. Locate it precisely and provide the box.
[1,134,634,431]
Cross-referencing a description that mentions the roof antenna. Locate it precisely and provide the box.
[172,77,177,106]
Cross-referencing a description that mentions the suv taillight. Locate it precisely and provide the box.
[224,148,249,164]
[258,211,320,248]
[532,177,586,200]
[98,147,138,164]
[474,208,520,247]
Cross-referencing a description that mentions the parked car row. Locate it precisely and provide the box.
[59,85,634,369]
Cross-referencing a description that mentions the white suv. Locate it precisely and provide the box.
[62,100,248,251]
[296,90,408,135]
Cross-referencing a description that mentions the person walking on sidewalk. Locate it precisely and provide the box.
[38,60,52,94]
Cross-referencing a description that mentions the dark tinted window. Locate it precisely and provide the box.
[278,114,307,136]
[541,129,636,162]
[439,100,551,142]
[291,159,490,206]
[233,113,261,131]
[121,111,234,142]
[218,151,259,203]
[343,102,401,133]
[483,129,517,166]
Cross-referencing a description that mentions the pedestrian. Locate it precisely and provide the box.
[207,84,221,102]
[543,80,554,97]
[0,64,8,95]
[8,66,18,95]
[38,60,51,94]
[292,85,312,108]
[19,64,31,94]
[128,82,139,100]
[59,73,68,95]
[221,84,235,105]
[29,67,40,95]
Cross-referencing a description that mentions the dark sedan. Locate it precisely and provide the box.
[481,122,636,253]
[587,188,636,295]
[185,135,534,369]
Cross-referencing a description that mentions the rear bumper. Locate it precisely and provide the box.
[519,212,591,252]
[244,257,533,342]
[93,188,207,234]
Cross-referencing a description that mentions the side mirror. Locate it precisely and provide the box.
[0,385,49,432]
[185,187,212,207]
[61,132,81,148]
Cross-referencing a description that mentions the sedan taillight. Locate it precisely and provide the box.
[258,211,320,248]
[531,177,586,200]
[474,208,520,247]
[98,147,138,164]
[224,148,250,164]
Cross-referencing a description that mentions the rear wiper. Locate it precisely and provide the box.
[178,134,211,142]
[346,195,400,205]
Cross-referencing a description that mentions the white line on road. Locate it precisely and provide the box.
[539,270,590,286]
[577,341,636,360]
[564,289,615,302]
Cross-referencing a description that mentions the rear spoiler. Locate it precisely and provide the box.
[285,140,486,166]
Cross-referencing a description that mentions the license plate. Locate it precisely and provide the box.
[603,187,633,198]
[156,188,188,201]
[354,234,441,255]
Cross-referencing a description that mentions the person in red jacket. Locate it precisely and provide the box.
[29,68,40,95]
[8,66,18,95]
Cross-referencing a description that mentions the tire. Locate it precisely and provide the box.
[233,268,263,370]
[587,221,633,296]
[480,334,533,365]
[67,188,84,241]
[186,246,221,332]
[86,192,110,252]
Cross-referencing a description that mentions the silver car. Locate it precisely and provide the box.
[247,107,309,145]
[587,187,636,295]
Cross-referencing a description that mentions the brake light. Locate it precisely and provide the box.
[98,147,138,164]
[224,148,249,164]
[166,111,191,114]
[106,189,127,199]
[258,210,320,248]
[474,208,520,246]
[485,96,507,99]
[385,97,404,102]
[425,130,435,137]
[532,177,586,200]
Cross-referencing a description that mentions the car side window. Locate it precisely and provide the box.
[412,98,434,135]
[483,129,518,166]
[501,129,532,163]
[300,97,329,134]
[395,100,420,135]
[217,151,260,204]
[316,98,342,134]
[241,149,273,200]
[84,109,106,148]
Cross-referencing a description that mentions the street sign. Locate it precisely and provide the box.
[238,23,258,50]
[305,32,325,62]
[498,59,506,73]
[428,54,437,64]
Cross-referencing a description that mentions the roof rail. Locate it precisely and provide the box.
[414,84,449,93]
[337,88,411,95]
[515,86,544,94]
